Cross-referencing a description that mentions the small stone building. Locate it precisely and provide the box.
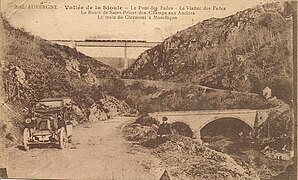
[263,87,272,99]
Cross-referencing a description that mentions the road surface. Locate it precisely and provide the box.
[1,117,164,179]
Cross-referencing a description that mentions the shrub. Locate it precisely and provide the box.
[101,78,127,100]
[135,115,160,126]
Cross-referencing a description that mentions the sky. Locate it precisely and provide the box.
[1,0,280,58]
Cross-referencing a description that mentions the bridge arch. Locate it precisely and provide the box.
[198,115,254,131]
[199,116,254,142]
[171,122,193,137]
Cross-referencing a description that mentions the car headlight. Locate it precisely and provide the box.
[25,118,31,124]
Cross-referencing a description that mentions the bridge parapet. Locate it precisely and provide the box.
[149,109,259,123]
[151,109,258,116]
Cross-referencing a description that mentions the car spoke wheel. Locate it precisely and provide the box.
[58,127,67,149]
[23,128,30,151]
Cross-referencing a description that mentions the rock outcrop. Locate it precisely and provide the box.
[100,94,132,117]
[124,120,260,180]
[123,2,294,103]
[89,103,108,122]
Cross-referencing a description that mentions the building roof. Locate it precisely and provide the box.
[263,87,271,91]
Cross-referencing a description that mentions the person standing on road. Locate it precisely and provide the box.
[157,117,172,141]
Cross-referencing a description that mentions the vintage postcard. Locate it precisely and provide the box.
[0,0,297,179]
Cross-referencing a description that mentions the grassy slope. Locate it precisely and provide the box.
[0,16,131,147]
[1,16,122,104]
[120,79,279,113]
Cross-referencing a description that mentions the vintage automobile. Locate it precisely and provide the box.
[23,97,74,150]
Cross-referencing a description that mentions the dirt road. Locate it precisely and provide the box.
[1,117,165,179]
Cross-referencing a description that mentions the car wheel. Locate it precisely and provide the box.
[58,127,67,149]
[23,128,30,151]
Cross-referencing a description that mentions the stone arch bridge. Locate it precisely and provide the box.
[148,109,270,141]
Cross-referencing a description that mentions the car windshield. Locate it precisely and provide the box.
[35,101,63,109]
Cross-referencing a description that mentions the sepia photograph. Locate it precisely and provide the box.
[0,0,297,179]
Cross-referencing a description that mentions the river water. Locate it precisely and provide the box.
[202,134,292,179]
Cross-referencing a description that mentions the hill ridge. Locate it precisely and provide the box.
[123,1,294,103]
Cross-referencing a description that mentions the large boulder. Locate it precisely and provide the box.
[88,103,108,122]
